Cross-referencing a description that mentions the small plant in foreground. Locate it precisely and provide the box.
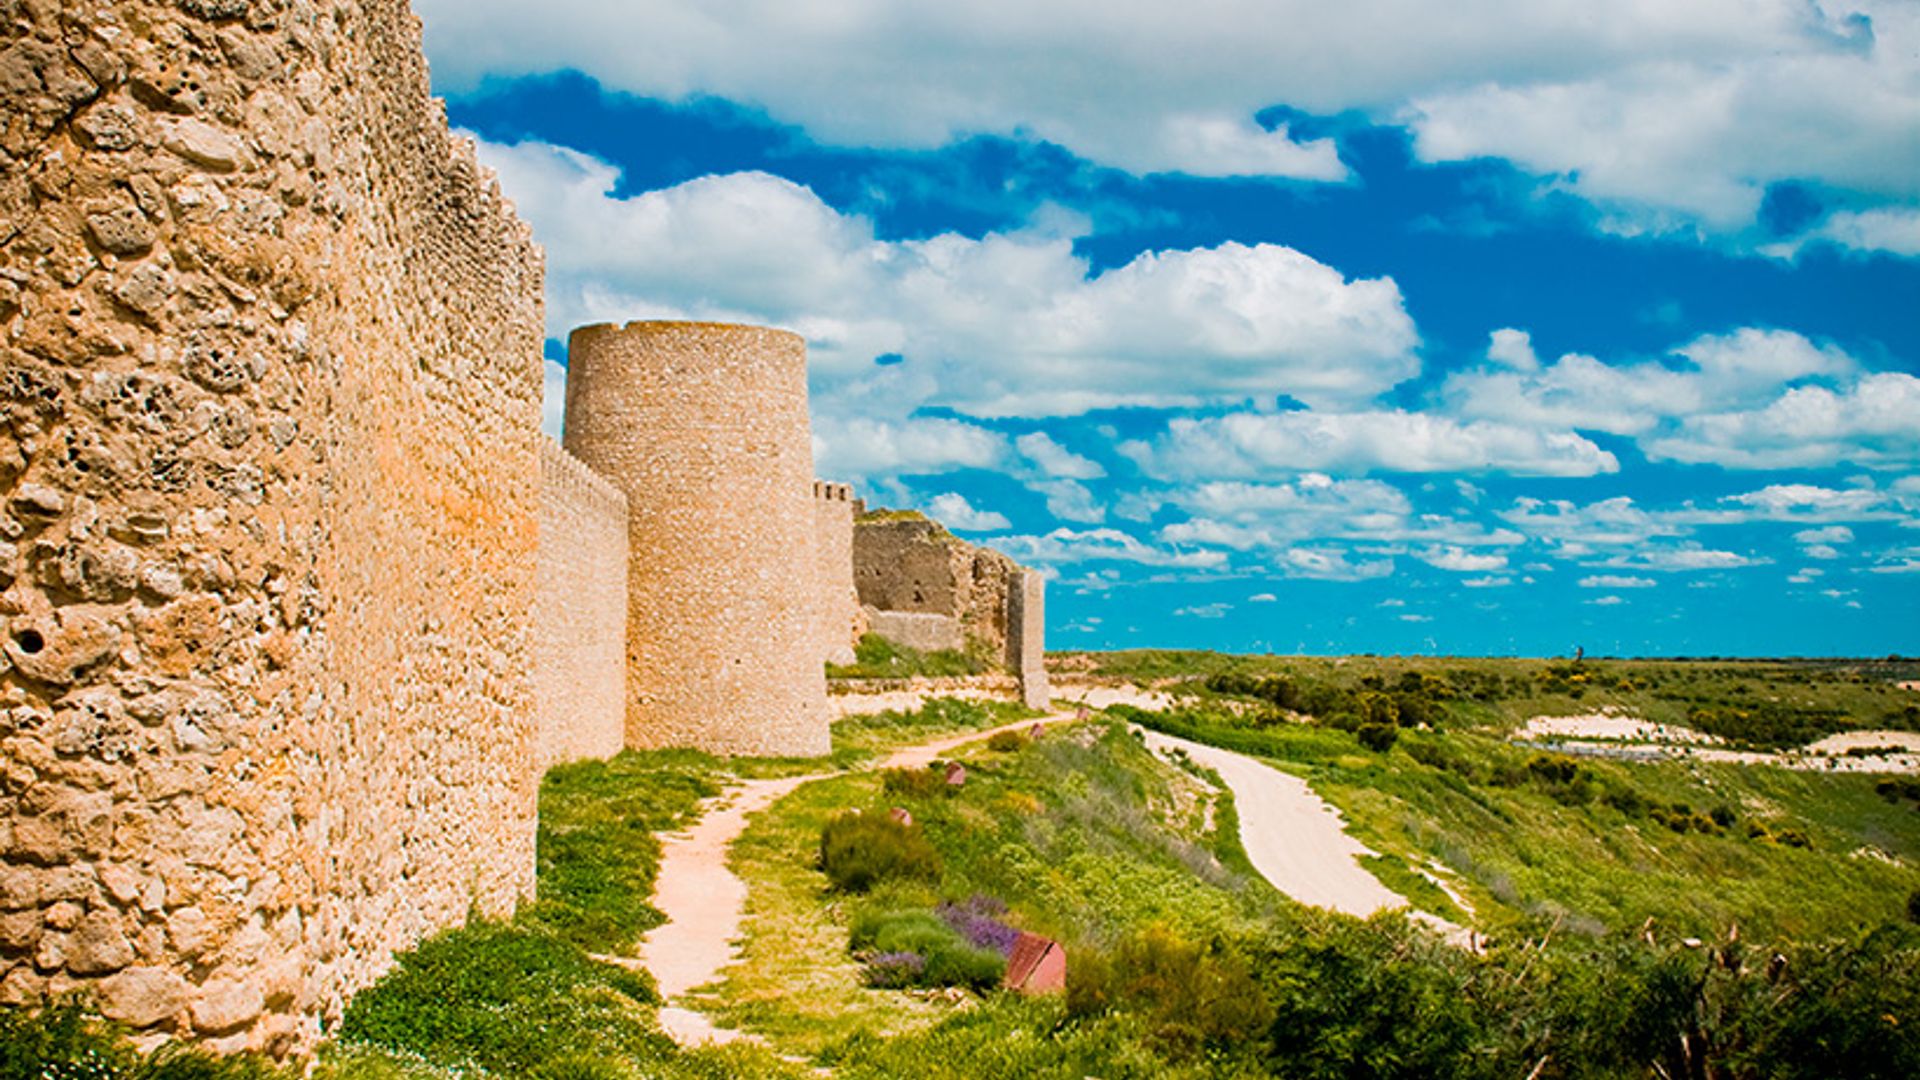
[986,729,1030,752]
[819,810,941,892]
[936,894,1021,956]
[0,1001,293,1080]
[880,766,947,798]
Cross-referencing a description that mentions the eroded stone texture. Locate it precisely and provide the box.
[812,481,859,666]
[563,321,830,757]
[1,0,543,1053]
[534,438,627,768]
[852,513,1048,705]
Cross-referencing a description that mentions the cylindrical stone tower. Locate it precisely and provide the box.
[563,321,830,756]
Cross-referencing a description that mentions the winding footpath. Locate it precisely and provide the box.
[1137,726,1472,944]
[637,700,1472,1046]
[636,711,1074,1046]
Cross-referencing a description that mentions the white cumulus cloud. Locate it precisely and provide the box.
[924,493,1011,532]
[1124,409,1617,478]
[476,138,1421,421]
[419,0,1920,234]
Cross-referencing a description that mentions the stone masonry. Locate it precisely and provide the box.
[1,0,544,1053]
[812,481,860,667]
[1,0,1043,1056]
[535,438,627,768]
[562,321,831,757]
[851,513,1048,705]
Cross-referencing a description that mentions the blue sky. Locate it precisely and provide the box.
[415,1,1920,657]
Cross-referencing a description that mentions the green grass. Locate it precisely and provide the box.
[828,633,988,679]
[15,676,1916,1079]
[710,716,1287,1068]
[521,751,726,953]
[1123,702,1920,940]
[829,695,1039,764]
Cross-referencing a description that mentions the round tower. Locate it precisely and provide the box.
[563,321,830,756]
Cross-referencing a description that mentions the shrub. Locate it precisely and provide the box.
[986,729,1029,752]
[1356,723,1399,752]
[1909,889,1920,925]
[863,950,928,988]
[936,894,1020,956]
[819,811,941,892]
[880,766,947,798]
[852,907,1006,991]
[1067,926,1273,1055]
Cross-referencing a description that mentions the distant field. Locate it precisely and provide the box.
[1059,650,1920,750]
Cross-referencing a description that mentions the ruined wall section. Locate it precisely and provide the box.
[0,0,543,1052]
[564,321,829,757]
[812,482,859,667]
[1009,570,1049,709]
[535,439,627,767]
[852,516,1020,664]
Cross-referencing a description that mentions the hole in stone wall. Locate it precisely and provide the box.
[15,629,45,654]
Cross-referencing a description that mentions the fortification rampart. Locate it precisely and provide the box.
[563,322,830,756]
[0,0,543,1052]
[535,439,629,767]
[812,482,861,666]
[850,515,1048,706]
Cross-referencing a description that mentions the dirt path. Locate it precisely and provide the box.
[1139,727,1473,945]
[637,711,1075,1047]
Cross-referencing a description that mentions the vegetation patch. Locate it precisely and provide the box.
[828,634,985,679]
[820,811,943,892]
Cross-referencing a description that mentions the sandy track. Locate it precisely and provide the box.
[1139,727,1472,944]
[638,772,831,1045]
[637,711,1075,1046]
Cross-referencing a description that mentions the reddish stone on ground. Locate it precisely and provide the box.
[1004,931,1066,994]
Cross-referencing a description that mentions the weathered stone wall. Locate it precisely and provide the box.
[851,514,1048,706]
[812,481,859,667]
[535,438,627,768]
[864,609,962,654]
[563,321,829,757]
[1009,570,1049,709]
[0,0,543,1052]
[852,515,1018,661]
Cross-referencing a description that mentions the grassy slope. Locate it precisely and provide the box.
[713,716,1290,1073]
[1113,645,1920,933]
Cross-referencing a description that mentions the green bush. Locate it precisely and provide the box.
[880,766,948,798]
[1066,925,1272,1056]
[986,730,1029,752]
[819,811,941,892]
[850,907,1005,991]
[1356,723,1399,752]
[0,1001,294,1080]
[828,634,984,679]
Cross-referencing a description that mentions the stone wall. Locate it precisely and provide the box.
[850,514,1048,706]
[812,482,859,667]
[1009,570,1049,709]
[535,438,627,768]
[864,610,962,654]
[563,321,829,757]
[0,0,543,1052]
[852,515,1019,662]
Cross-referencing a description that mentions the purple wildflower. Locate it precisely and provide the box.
[864,950,927,988]
[937,894,1020,956]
